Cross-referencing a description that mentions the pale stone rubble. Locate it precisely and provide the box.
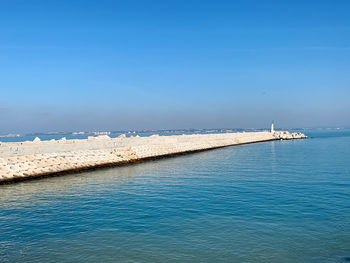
[273,131,306,140]
[0,131,306,183]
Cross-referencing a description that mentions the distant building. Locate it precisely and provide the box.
[271,122,274,133]
[72,131,85,135]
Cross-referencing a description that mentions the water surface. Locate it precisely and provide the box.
[1,130,349,262]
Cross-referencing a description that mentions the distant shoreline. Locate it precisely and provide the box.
[0,127,345,141]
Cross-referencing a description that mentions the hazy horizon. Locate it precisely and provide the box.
[1,123,349,137]
[1,0,349,134]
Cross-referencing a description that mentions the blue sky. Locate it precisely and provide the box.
[0,0,349,133]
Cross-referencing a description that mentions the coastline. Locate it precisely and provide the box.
[0,131,306,184]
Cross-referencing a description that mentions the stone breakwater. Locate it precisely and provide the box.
[0,131,306,184]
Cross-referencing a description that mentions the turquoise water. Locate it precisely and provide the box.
[1,130,350,262]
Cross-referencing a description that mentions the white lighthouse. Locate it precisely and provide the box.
[270,121,274,133]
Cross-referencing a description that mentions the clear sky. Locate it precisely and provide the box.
[1,0,349,133]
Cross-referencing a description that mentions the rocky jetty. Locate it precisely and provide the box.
[0,131,306,184]
[273,131,307,140]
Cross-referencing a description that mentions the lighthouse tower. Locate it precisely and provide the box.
[270,121,274,133]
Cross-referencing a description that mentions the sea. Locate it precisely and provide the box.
[0,130,349,263]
